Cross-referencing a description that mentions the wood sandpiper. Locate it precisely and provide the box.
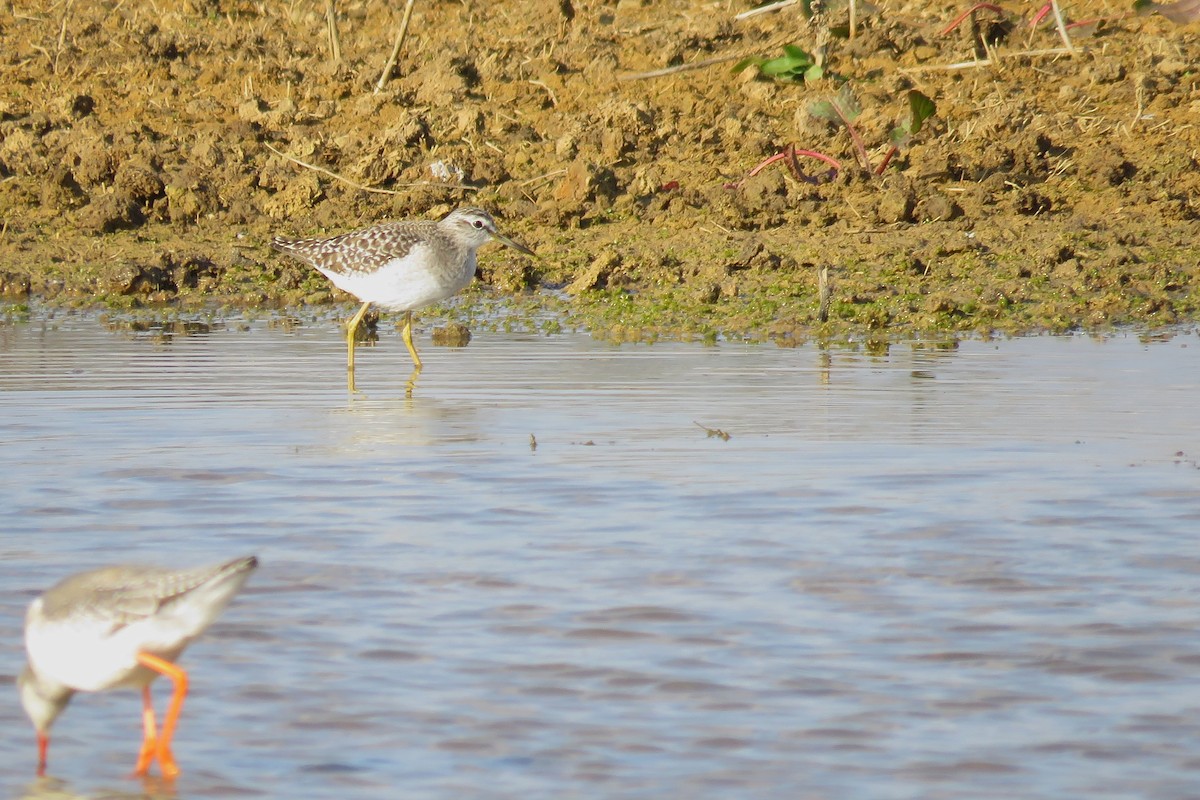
[271,206,535,391]
[19,555,258,778]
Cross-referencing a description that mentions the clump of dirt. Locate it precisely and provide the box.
[0,0,1198,342]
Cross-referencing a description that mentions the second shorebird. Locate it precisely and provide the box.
[18,555,258,778]
[271,206,534,391]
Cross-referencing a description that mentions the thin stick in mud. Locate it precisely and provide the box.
[376,0,418,94]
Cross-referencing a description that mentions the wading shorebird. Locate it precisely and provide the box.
[18,555,258,778]
[271,206,535,392]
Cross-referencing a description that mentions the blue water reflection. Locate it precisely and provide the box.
[1,314,1198,799]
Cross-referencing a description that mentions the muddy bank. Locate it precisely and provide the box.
[0,0,1197,342]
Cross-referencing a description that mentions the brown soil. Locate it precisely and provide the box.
[1,0,1198,343]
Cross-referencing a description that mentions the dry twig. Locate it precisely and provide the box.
[325,0,342,65]
[375,0,418,94]
[53,0,75,75]
[1048,0,1076,52]
[619,53,743,81]
[263,142,473,194]
[519,168,568,188]
[527,79,558,107]
[899,46,1074,73]
[817,265,831,323]
[734,0,797,20]
[693,422,731,441]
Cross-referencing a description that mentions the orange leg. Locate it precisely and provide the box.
[134,685,158,776]
[36,732,48,777]
[134,653,189,779]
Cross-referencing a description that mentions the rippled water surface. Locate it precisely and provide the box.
[1,313,1199,799]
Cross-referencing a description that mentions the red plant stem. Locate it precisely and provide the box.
[744,150,790,179]
[939,2,1006,36]
[1031,5,1113,32]
[875,146,898,176]
[746,148,842,177]
[783,144,803,181]
[791,148,842,172]
[1029,2,1051,28]
[725,146,841,189]
[834,106,872,172]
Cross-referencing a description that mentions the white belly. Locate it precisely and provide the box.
[24,573,248,692]
[26,614,189,692]
[320,246,476,312]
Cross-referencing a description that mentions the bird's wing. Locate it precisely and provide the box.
[272,221,436,278]
[38,559,254,630]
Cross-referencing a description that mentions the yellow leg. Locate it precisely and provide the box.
[405,366,420,399]
[345,301,371,392]
[400,310,423,370]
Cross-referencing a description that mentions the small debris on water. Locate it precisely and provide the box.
[694,421,731,441]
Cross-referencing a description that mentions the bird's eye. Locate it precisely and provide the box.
[473,220,484,229]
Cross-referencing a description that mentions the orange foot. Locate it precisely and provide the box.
[133,653,189,780]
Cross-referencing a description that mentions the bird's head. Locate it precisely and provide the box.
[18,664,72,773]
[444,207,535,256]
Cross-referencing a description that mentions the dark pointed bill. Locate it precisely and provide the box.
[491,231,535,257]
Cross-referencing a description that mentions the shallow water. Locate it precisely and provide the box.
[1,313,1199,799]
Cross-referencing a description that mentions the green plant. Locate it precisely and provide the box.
[732,44,824,83]
[810,86,936,175]
[809,83,869,168]
[877,90,937,173]
[726,87,935,189]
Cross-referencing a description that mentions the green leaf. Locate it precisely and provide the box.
[804,64,825,82]
[890,91,937,145]
[759,59,799,77]
[764,51,813,78]
[734,43,818,83]
[731,57,764,74]
[906,90,936,134]
[834,83,862,122]
[809,99,839,123]
[782,44,811,61]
